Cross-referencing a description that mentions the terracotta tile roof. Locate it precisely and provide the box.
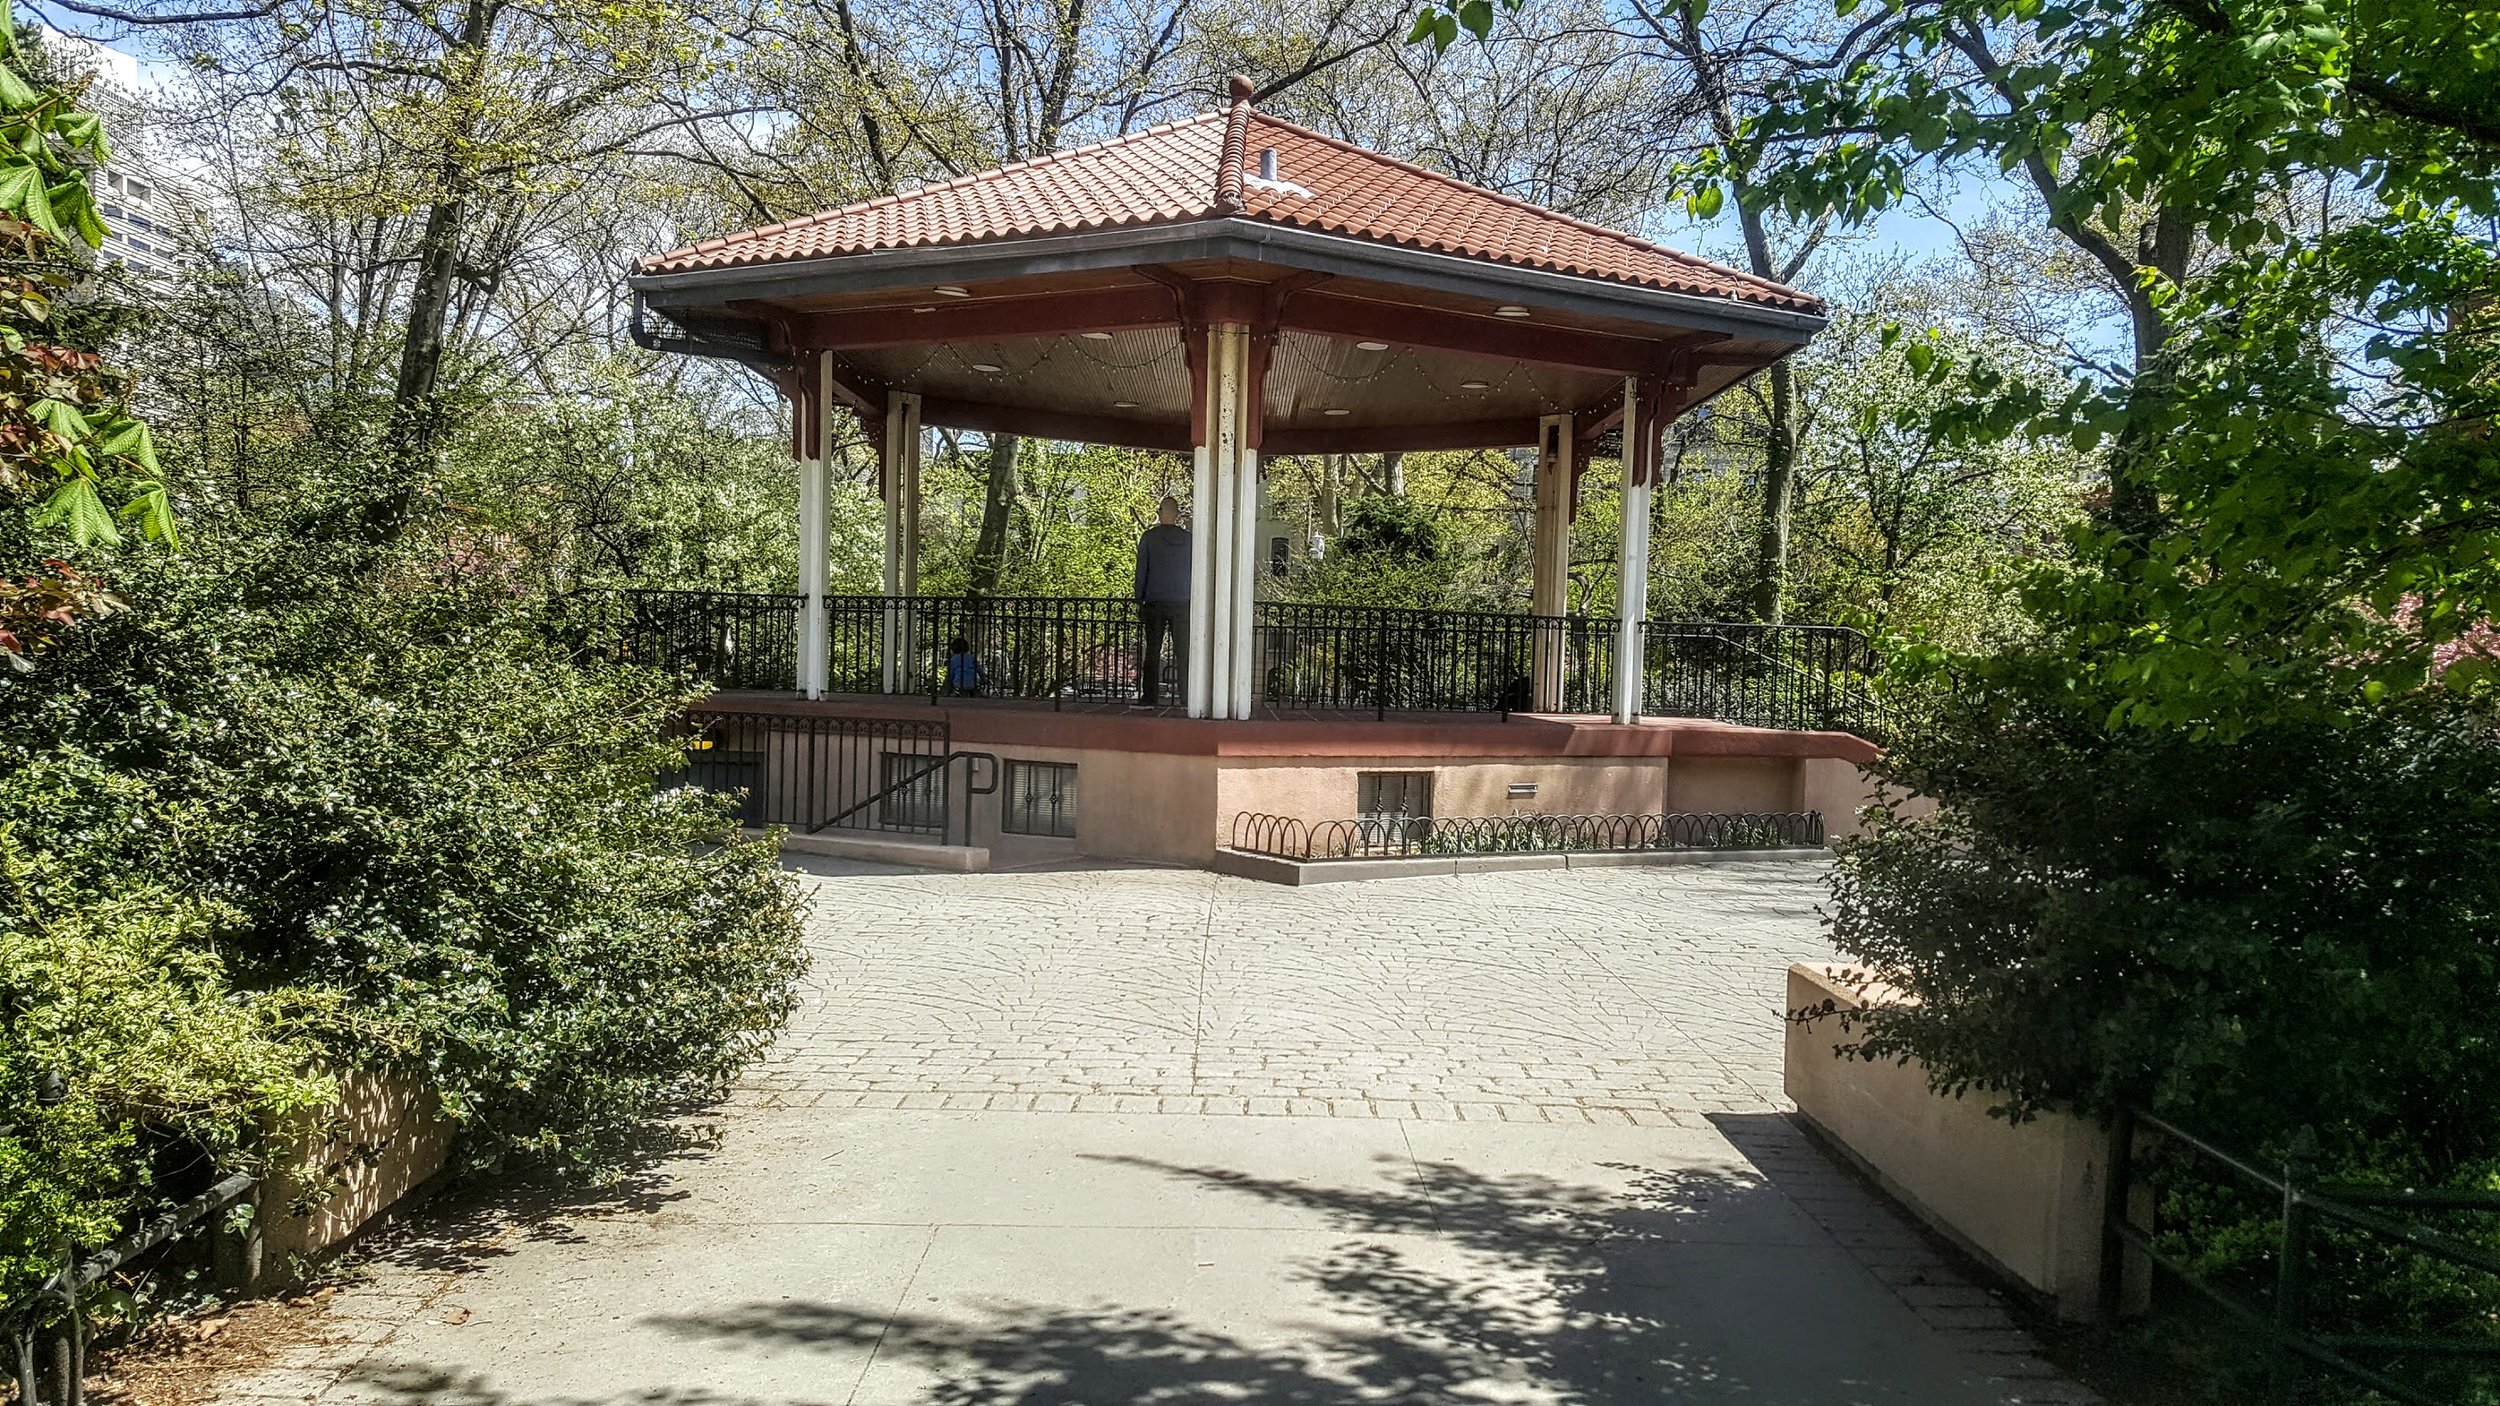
[640,106,1819,314]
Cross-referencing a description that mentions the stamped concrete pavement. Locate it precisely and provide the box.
[204,862,2096,1406]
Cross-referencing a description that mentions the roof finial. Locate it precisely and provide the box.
[1214,75,1255,212]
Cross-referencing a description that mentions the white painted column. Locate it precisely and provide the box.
[1530,412,1574,712]
[1186,333,1219,719]
[1206,325,1242,717]
[798,352,833,700]
[1612,379,1653,724]
[1225,339,1262,721]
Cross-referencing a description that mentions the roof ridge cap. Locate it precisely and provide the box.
[1242,111,1811,302]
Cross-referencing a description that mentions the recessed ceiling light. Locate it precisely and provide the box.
[1081,331,1114,341]
[1460,380,1491,390]
[934,285,971,297]
[1113,400,1138,409]
[1355,340,1389,352]
[1323,408,1351,416]
[969,362,1003,373]
[1494,305,1530,318]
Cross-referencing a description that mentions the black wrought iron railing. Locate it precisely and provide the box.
[2105,1110,2500,1406]
[670,710,953,837]
[1641,621,1881,734]
[844,595,1149,702]
[590,590,1881,735]
[1251,603,1614,716]
[1228,809,1825,861]
[594,588,804,691]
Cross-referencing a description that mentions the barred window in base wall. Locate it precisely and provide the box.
[878,750,946,831]
[1357,771,1433,850]
[1004,761,1078,838]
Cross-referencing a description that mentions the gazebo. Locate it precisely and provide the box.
[623,78,1877,868]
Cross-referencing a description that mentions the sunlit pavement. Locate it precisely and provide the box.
[203,863,2097,1406]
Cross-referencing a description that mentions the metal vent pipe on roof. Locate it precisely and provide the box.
[1259,148,1277,181]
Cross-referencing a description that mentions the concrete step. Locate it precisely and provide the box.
[745,827,989,872]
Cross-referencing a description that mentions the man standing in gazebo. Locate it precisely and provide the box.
[1135,495,1191,707]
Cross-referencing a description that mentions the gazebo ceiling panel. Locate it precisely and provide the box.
[1264,331,1611,428]
[846,329,1198,451]
[839,326,1632,455]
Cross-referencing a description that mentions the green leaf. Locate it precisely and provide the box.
[1457,0,1494,39]
[0,57,32,111]
[1405,9,1440,44]
[0,155,57,235]
[1691,183,1724,219]
[1904,341,1936,376]
[27,397,90,440]
[33,476,121,546]
[118,481,178,547]
[95,417,160,472]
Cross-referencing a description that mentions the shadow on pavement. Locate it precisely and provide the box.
[323,1114,2005,1406]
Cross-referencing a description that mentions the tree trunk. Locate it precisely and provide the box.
[1749,357,1797,623]
[367,0,493,545]
[1382,451,1405,497]
[969,432,1020,594]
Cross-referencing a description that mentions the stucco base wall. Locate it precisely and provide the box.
[699,699,1891,868]
[260,1068,453,1280]
[1784,965,2112,1320]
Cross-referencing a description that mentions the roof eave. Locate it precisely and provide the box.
[629,217,1828,346]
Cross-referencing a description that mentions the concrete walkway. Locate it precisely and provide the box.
[204,864,2096,1406]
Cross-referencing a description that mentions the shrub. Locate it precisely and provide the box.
[1830,691,2500,1154]
[0,518,809,1174]
[0,837,334,1308]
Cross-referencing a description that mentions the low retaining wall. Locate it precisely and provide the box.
[258,1068,455,1277]
[1784,964,2113,1320]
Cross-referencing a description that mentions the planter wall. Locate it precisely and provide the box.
[1784,964,2114,1320]
[257,1068,454,1276]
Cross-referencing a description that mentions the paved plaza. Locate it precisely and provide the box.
[200,862,2096,1406]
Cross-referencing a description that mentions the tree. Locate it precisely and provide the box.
[94,0,746,543]
[0,8,172,669]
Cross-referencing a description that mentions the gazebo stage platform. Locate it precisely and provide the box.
[687,691,1880,870]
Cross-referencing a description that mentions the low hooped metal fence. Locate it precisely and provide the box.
[8,1170,260,1405]
[1228,809,1825,861]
